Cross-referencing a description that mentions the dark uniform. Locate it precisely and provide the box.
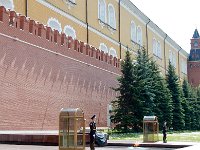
[162,122,167,143]
[89,115,96,150]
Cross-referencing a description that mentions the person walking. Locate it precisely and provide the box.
[89,115,96,150]
[162,121,167,143]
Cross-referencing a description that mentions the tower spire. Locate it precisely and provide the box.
[193,28,199,38]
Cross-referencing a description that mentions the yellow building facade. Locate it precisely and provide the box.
[0,0,188,80]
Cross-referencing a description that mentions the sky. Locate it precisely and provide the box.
[130,0,200,53]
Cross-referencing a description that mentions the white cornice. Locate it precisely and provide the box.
[120,1,147,25]
[88,26,120,46]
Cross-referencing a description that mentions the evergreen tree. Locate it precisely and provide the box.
[166,62,185,130]
[133,48,156,116]
[110,50,142,132]
[149,60,173,128]
[182,79,192,130]
[195,87,200,130]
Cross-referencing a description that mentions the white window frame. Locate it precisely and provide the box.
[99,43,108,54]
[98,0,107,23]
[47,17,62,33]
[157,41,162,58]
[64,25,76,39]
[137,26,142,46]
[181,59,187,74]
[184,61,187,74]
[108,3,116,29]
[0,0,14,10]
[169,50,173,63]
[63,0,76,9]
[169,50,176,68]
[131,21,137,42]
[173,53,176,68]
[69,0,75,4]
[109,47,117,58]
[153,38,157,55]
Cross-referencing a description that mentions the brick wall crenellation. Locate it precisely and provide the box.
[0,6,121,72]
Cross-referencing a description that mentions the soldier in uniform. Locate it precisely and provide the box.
[162,121,167,143]
[89,115,96,150]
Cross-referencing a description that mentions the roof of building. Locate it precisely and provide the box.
[193,29,200,38]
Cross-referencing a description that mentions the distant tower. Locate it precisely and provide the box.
[188,29,200,87]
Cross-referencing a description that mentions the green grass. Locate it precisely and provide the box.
[109,131,200,142]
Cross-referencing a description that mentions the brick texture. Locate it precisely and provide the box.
[0,6,121,130]
[188,61,200,87]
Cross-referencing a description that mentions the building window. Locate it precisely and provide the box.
[108,4,116,29]
[131,21,137,43]
[69,0,75,3]
[172,53,176,68]
[157,41,161,58]
[194,41,198,47]
[63,0,76,9]
[98,0,106,23]
[47,18,62,33]
[181,59,187,74]
[153,38,162,58]
[137,26,142,46]
[169,50,176,67]
[99,43,108,53]
[109,47,117,58]
[64,25,76,39]
[0,0,14,10]
[153,38,157,55]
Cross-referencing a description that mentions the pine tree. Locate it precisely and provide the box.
[182,79,192,130]
[134,48,155,117]
[149,60,173,128]
[189,87,198,130]
[110,50,142,132]
[166,62,185,130]
[195,87,200,130]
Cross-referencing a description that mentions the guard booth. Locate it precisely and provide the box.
[143,116,159,142]
[59,108,85,150]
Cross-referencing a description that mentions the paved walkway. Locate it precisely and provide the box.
[0,131,199,149]
[0,142,200,150]
[0,144,176,150]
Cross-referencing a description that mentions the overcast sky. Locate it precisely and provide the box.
[130,0,200,53]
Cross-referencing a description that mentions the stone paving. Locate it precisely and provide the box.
[0,144,176,150]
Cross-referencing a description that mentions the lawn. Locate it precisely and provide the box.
[109,131,200,142]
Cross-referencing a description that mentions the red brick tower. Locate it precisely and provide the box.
[188,29,200,87]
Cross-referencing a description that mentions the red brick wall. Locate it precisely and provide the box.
[188,61,200,87]
[0,6,120,130]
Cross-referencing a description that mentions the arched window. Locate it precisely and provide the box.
[69,0,75,3]
[109,48,117,58]
[169,50,176,67]
[169,50,173,63]
[108,4,116,29]
[99,43,108,53]
[131,21,136,42]
[157,41,161,58]
[47,18,62,33]
[0,0,14,10]
[64,25,76,39]
[98,0,106,23]
[153,38,157,55]
[137,26,142,46]
[181,59,187,74]
[63,0,76,3]
[173,53,176,67]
